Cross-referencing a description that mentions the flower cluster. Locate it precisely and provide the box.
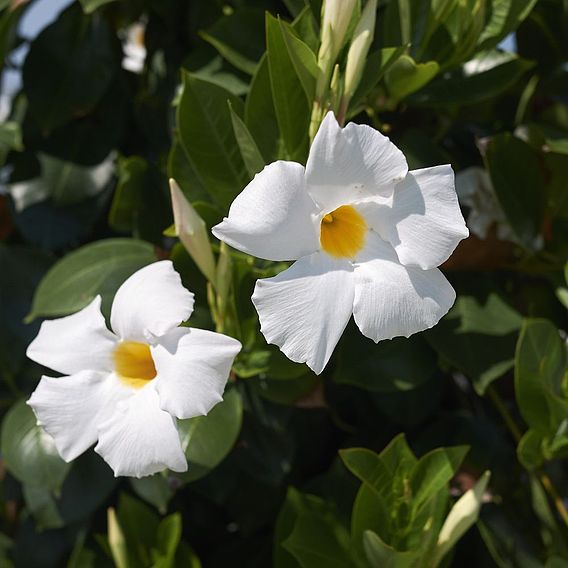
[27,112,467,477]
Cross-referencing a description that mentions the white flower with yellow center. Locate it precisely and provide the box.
[212,112,468,374]
[26,261,241,478]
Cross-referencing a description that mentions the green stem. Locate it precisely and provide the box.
[487,385,568,528]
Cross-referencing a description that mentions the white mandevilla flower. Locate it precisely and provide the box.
[26,261,241,478]
[212,112,468,374]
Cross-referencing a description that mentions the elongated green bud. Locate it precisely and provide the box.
[344,0,377,101]
[169,178,217,285]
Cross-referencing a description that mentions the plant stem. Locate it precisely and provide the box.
[487,385,568,528]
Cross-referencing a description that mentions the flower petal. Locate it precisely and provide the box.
[27,371,128,462]
[27,296,117,375]
[252,252,354,374]
[95,385,187,477]
[212,161,320,261]
[357,166,468,270]
[353,232,456,342]
[305,112,408,212]
[152,328,241,419]
[110,261,194,342]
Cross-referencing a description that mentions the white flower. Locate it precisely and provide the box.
[212,113,468,374]
[26,261,241,478]
[122,22,147,74]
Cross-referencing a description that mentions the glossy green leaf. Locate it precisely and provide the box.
[200,8,265,75]
[177,387,243,482]
[411,51,534,106]
[23,4,117,131]
[385,55,439,101]
[265,13,310,161]
[485,134,546,248]
[245,54,281,162]
[515,319,568,433]
[177,72,248,209]
[283,510,354,568]
[229,103,265,179]
[27,239,156,321]
[334,332,437,392]
[1,400,71,491]
[363,530,418,568]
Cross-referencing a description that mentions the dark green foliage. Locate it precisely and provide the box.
[0,0,567,567]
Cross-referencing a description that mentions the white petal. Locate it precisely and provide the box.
[27,296,117,375]
[357,166,469,270]
[353,232,456,342]
[95,385,187,478]
[152,328,241,419]
[305,112,408,212]
[212,161,320,261]
[252,252,354,374]
[110,261,194,342]
[27,371,128,462]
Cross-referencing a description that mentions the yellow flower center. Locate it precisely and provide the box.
[113,341,157,389]
[320,205,367,259]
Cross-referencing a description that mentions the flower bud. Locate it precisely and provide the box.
[169,178,217,285]
[344,0,377,100]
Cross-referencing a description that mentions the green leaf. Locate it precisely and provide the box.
[177,72,248,210]
[177,388,243,482]
[0,120,22,164]
[477,0,539,51]
[334,333,437,392]
[245,54,281,163]
[130,474,174,515]
[229,103,265,179]
[485,133,546,248]
[426,293,522,395]
[1,400,71,491]
[410,446,469,511]
[78,0,117,13]
[517,429,545,470]
[514,319,568,434]
[363,530,418,568]
[154,513,182,566]
[385,55,439,101]
[411,51,534,106]
[0,245,52,378]
[200,8,265,75]
[283,510,354,568]
[279,19,319,102]
[26,238,156,321]
[350,46,407,111]
[23,3,117,131]
[22,484,63,530]
[265,13,310,161]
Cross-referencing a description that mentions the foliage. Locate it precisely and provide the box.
[0,0,567,566]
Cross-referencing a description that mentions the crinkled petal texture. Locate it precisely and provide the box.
[27,371,128,462]
[110,261,194,342]
[305,112,408,212]
[27,296,117,375]
[353,232,456,342]
[357,166,468,270]
[212,161,320,261]
[152,328,241,419]
[95,385,187,478]
[252,252,354,374]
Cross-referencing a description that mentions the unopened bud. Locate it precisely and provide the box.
[344,0,377,100]
[169,178,217,285]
